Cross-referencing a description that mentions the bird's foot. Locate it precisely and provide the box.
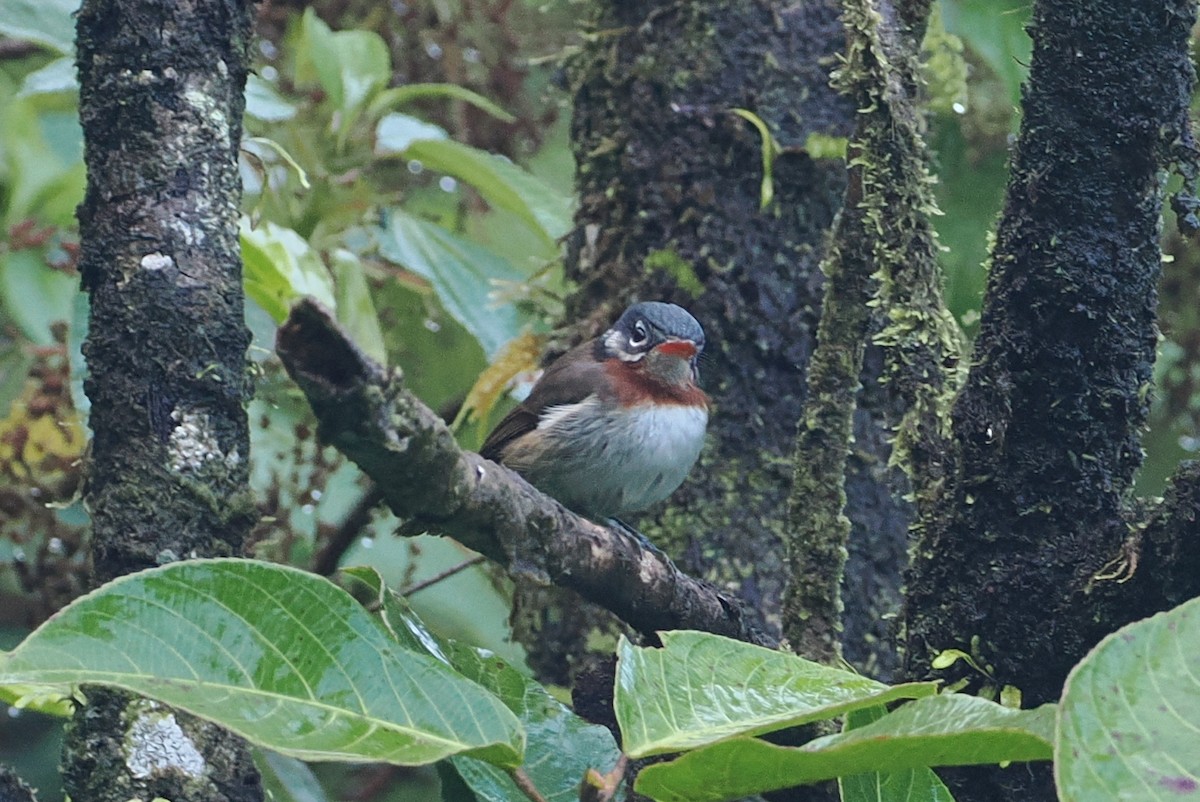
[606,517,664,556]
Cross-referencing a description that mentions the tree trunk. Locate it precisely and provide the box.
[903,1,1199,799]
[522,0,912,683]
[64,0,262,799]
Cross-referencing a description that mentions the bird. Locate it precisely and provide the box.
[480,301,708,523]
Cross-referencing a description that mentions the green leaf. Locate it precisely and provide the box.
[1056,596,1200,801]
[368,83,516,124]
[17,57,77,98]
[616,632,938,758]
[940,0,1031,107]
[300,9,389,119]
[0,559,524,767]
[838,707,955,802]
[0,100,85,226]
[636,694,1055,802]
[0,0,80,54]
[0,682,73,718]
[370,279,487,412]
[245,75,298,123]
[243,137,310,189]
[375,113,449,154]
[255,748,333,802]
[403,139,573,245]
[377,210,526,359]
[0,249,79,345]
[345,567,625,802]
[449,641,624,802]
[241,219,336,322]
[730,108,778,210]
[331,249,386,363]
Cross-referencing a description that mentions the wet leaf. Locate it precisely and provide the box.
[1057,596,1200,801]
[377,210,526,359]
[636,694,1054,802]
[0,559,525,767]
[617,631,938,758]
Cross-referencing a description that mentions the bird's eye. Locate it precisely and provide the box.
[629,320,650,347]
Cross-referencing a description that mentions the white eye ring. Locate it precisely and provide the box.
[629,320,650,347]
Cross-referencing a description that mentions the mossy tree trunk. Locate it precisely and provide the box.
[902,1,1200,799]
[64,1,262,800]
[518,0,914,686]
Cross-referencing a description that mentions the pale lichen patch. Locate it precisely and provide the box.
[169,408,223,472]
[141,252,174,272]
[125,703,206,779]
[637,548,658,585]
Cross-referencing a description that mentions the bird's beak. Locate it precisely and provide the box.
[654,338,699,359]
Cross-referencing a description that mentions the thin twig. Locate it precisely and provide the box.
[509,767,550,802]
[313,484,385,576]
[400,555,486,596]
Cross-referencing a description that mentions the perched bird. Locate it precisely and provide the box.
[480,302,708,522]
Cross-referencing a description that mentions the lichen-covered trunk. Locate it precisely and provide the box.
[64,0,262,799]
[521,0,911,683]
[903,0,1197,799]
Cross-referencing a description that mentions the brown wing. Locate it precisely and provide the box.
[478,339,604,461]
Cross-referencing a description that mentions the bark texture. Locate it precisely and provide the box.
[903,1,1199,798]
[66,1,262,800]
[76,0,258,583]
[550,0,911,680]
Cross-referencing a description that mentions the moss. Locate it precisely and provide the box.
[804,132,849,160]
[920,5,969,116]
[644,248,704,298]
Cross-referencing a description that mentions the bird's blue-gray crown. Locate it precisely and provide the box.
[602,301,705,360]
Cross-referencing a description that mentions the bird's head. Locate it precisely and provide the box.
[600,301,705,386]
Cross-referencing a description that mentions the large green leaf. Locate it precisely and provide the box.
[1056,596,1200,801]
[0,249,79,346]
[0,559,524,767]
[636,694,1055,802]
[403,139,573,245]
[0,0,79,54]
[331,249,386,363]
[345,567,624,802]
[300,9,389,121]
[241,219,336,322]
[449,641,624,802]
[616,631,938,758]
[839,707,955,802]
[377,210,526,358]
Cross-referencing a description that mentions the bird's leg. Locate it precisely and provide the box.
[606,517,664,555]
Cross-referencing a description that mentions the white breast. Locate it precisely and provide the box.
[522,398,708,518]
